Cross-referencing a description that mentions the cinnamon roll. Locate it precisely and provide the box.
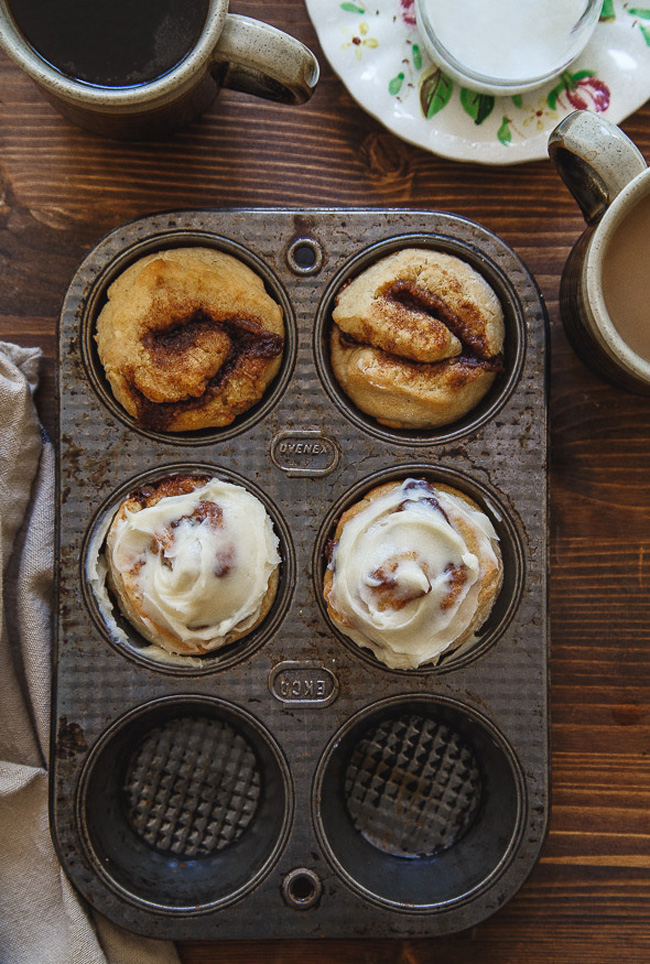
[323,478,503,669]
[105,474,280,656]
[95,247,284,432]
[330,248,505,429]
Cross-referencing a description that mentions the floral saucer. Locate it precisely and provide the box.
[305,0,650,164]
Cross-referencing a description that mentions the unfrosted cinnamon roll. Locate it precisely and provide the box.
[95,247,284,432]
[323,478,503,669]
[105,474,280,656]
[330,248,505,429]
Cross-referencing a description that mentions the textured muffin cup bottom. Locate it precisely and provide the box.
[80,229,297,445]
[314,233,526,446]
[82,463,295,674]
[314,464,525,674]
[77,696,293,913]
[313,695,525,912]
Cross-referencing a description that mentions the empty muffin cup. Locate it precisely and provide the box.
[313,695,525,911]
[77,695,293,912]
[314,234,526,445]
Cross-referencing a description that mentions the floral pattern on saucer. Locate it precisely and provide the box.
[305,0,650,163]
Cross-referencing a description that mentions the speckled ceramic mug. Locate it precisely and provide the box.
[548,109,650,394]
[0,0,319,139]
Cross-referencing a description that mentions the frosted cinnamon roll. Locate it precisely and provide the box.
[95,247,284,432]
[330,248,505,429]
[323,478,503,669]
[105,474,280,656]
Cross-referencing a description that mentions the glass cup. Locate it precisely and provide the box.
[415,0,602,96]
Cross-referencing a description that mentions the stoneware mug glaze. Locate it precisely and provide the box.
[0,0,319,139]
[548,109,650,394]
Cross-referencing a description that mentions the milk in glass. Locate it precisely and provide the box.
[416,0,599,93]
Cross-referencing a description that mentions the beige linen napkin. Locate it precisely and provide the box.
[0,342,180,964]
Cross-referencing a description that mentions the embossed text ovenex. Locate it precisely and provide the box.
[52,208,549,939]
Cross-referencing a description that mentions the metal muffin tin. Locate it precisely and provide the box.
[52,208,549,940]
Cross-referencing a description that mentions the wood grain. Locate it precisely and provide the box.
[1,1,649,960]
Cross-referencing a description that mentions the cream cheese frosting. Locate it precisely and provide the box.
[105,477,280,655]
[324,478,502,668]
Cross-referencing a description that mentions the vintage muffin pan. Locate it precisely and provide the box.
[52,208,548,939]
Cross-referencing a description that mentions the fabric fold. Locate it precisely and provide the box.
[0,342,180,964]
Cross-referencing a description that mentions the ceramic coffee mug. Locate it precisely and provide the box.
[548,109,650,394]
[0,0,319,139]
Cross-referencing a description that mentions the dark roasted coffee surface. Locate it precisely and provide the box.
[8,0,209,86]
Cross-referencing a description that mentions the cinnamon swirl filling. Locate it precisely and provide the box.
[95,247,284,432]
[323,478,503,669]
[330,247,505,429]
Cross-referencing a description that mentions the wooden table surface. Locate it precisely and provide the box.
[1,2,649,961]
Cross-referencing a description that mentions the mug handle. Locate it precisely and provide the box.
[548,109,647,224]
[212,14,319,105]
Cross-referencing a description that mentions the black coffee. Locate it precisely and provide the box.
[8,0,210,87]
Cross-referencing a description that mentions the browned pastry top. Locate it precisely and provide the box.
[330,247,505,429]
[95,247,284,432]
